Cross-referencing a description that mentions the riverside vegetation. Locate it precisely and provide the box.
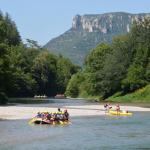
[0,11,80,104]
[0,11,150,104]
[66,17,150,102]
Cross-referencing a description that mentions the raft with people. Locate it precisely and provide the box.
[104,103,133,116]
[29,108,70,125]
[108,110,133,116]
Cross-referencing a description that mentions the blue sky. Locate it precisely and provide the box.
[0,0,149,46]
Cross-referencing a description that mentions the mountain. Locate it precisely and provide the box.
[44,12,150,65]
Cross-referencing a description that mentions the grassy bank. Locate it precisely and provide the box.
[107,84,150,103]
[78,92,101,102]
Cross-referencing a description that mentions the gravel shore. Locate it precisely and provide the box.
[0,104,150,120]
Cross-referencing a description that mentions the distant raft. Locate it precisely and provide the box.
[108,110,133,116]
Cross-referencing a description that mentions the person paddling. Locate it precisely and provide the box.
[104,103,112,112]
[64,109,69,121]
[104,103,108,111]
[116,104,120,113]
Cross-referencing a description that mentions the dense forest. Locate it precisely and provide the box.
[0,12,79,104]
[0,11,150,104]
[66,17,150,102]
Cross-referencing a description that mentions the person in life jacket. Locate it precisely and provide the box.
[58,108,62,112]
[116,104,120,112]
[104,103,108,111]
[64,109,69,121]
[36,112,42,118]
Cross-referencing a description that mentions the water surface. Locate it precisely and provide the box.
[0,112,150,150]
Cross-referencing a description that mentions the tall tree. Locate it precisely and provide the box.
[122,17,150,92]
[56,55,80,94]
[32,51,57,96]
[0,12,21,46]
[84,43,112,96]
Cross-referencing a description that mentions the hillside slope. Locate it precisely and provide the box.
[44,12,150,65]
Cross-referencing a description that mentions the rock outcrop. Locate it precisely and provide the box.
[44,12,150,66]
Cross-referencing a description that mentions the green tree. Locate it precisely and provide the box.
[5,45,36,97]
[0,12,21,102]
[56,55,80,94]
[65,72,84,98]
[0,12,21,46]
[32,51,57,96]
[25,39,41,49]
[84,43,112,97]
[0,43,10,103]
[122,17,150,92]
[98,35,133,97]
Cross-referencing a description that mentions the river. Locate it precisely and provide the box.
[0,99,150,150]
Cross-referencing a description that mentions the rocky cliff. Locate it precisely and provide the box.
[44,12,150,65]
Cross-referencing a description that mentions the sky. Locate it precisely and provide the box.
[0,0,149,46]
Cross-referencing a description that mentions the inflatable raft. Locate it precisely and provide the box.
[29,117,70,125]
[108,110,133,116]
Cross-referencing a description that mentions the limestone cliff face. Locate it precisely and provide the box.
[72,12,150,33]
[44,12,150,66]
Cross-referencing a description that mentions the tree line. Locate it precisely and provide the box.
[1,11,149,104]
[66,17,150,100]
[0,12,79,104]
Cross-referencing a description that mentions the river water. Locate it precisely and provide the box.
[0,99,150,150]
